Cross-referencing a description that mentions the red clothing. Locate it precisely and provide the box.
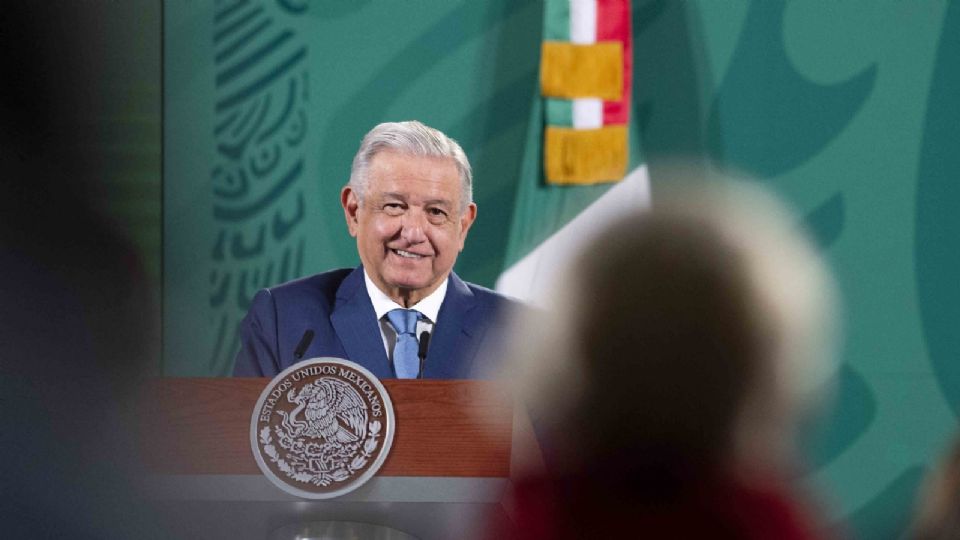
[500,471,828,540]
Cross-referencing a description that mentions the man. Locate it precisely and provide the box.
[233,121,516,379]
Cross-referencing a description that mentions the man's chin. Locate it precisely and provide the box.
[384,274,441,297]
[390,280,432,294]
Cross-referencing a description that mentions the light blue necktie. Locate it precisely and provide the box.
[387,309,421,379]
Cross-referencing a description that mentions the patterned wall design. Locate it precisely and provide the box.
[186,0,311,374]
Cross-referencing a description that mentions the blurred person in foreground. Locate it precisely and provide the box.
[498,180,840,539]
[0,4,162,538]
[909,435,960,540]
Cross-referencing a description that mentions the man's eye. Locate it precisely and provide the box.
[383,203,404,215]
[426,208,448,223]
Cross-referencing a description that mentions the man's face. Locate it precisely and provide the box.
[341,150,477,307]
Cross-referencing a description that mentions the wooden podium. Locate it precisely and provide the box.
[140,378,518,539]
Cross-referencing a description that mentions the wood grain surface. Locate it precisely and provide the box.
[139,378,512,477]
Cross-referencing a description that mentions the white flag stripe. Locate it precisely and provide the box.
[569,0,597,44]
[495,165,651,307]
[572,98,603,129]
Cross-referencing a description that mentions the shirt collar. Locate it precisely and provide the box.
[363,269,447,323]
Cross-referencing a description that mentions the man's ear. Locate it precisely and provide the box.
[341,186,360,237]
[458,202,478,251]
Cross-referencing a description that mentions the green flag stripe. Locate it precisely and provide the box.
[543,0,570,42]
[545,98,574,127]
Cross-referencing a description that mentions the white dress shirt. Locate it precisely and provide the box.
[363,270,447,361]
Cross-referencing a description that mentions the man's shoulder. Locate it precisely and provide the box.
[455,275,523,311]
[269,267,354,290]
[264,267,358,303]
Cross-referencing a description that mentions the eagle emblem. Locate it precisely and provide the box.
[281,378,367,445]
[251,358,395,499]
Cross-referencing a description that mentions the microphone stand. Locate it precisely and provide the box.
[416,331,431,379]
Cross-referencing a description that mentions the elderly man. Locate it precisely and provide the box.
[233,121,515,379]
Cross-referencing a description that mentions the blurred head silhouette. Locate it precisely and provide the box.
[511,178,838,480]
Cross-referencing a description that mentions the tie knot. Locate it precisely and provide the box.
[387,309,420,335]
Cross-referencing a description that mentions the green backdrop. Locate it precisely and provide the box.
[164,1,960,537]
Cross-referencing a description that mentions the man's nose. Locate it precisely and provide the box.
[400,212,427,243]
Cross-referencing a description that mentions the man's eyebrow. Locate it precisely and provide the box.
[422,198,452,207]
[376,192,452,207]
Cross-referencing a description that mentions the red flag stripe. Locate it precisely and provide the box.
[596,0,631,126]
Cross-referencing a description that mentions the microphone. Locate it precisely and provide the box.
[417,330,431,379]
[293,329,314,360]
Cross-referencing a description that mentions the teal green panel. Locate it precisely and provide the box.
[450,66,543,286]
[633,0,708,188]
[801,193,845,249]
[802,364,876,470]
[705,0,877,177]
[686,3,956,539]
[844,467,925,540]
[916,0,960,421]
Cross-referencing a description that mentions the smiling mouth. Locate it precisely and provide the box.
[392,248,426,260]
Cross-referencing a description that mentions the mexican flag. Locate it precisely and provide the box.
[496,0,650,305]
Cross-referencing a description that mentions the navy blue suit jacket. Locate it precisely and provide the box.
[232,267,516,379]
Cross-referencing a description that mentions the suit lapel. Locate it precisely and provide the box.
[423,272,478,379]
[330,267,393,379]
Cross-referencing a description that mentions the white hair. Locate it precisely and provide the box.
[348,121,473,211]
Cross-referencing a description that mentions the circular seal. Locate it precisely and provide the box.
[250,358,395,499]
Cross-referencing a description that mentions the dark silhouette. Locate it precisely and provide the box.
[1,4,162,538]
[501,182,838,539]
